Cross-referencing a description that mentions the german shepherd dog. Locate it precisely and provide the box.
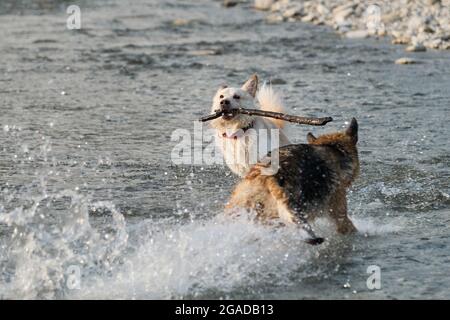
[226,118,360,244]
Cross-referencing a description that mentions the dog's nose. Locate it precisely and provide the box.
[220,99,230,107]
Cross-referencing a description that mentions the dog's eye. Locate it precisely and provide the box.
[219,95,224,99]
[233,95,240,100]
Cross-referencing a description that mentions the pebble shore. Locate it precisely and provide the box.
[251,0,450,51]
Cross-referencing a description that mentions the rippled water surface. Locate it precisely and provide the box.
[1,0,449,299]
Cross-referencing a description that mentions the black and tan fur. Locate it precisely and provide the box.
[226,118,360,244]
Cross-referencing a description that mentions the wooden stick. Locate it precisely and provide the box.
[199,108,333,126]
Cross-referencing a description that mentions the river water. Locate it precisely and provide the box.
[0,0,449,299]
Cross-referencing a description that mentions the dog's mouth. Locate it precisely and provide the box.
[214,106,239,121]
[221,112,235,120]
[220,108,236,120]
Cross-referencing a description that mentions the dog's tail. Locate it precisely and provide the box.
[256,82,286,129]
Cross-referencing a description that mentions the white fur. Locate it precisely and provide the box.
[257,83,286,129]
[210,76,291,177]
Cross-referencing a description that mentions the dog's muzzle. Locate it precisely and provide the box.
[221,108,235,120]
[221,112,234,120]
[219,99,235,120]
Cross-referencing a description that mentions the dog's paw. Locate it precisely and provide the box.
[305,237,325,245]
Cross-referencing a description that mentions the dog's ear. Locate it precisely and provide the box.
[241,74,258,97]
[346,118,358,143]
[306,132,317,143]
[220,84,228,89]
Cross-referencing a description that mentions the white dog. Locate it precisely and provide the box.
[209,74,290,177]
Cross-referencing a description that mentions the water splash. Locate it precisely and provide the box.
[0,130,404,299]
[0,131,128,299]
[0,188,402,300]
[71,213,321,299]
[0,191,128,299]
[67,213,402,299]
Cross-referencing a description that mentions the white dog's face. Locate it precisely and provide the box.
[210,74,258,132]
